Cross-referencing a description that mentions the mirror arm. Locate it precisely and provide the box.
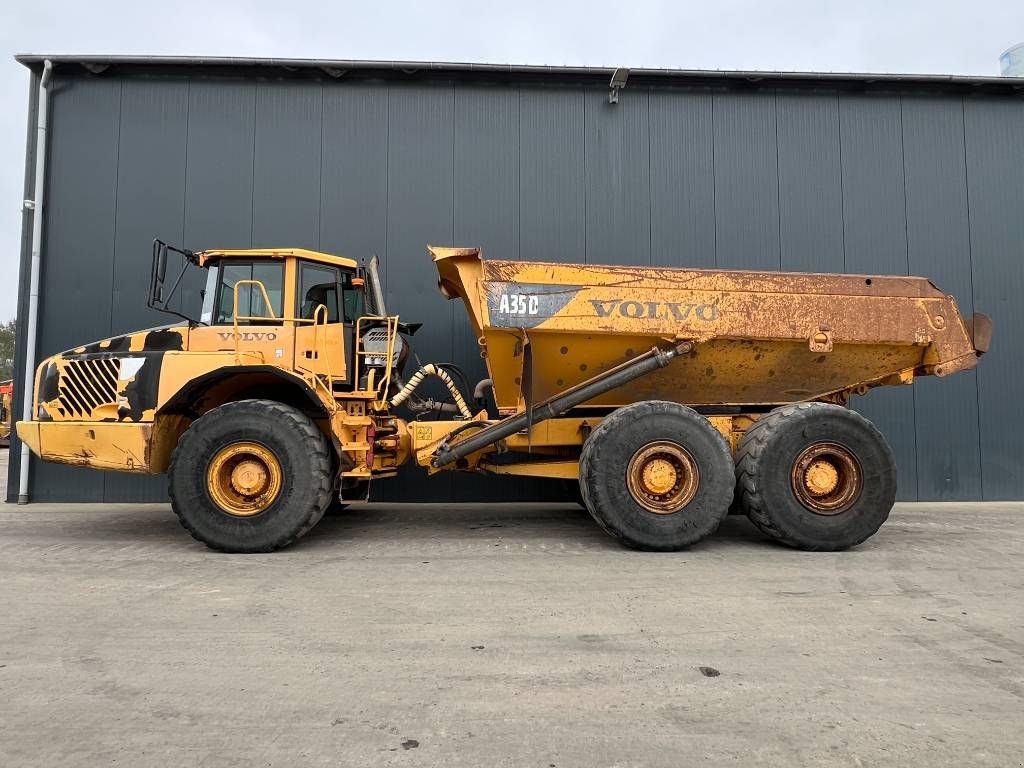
[147,238,205,326]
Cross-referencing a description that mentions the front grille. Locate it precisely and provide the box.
[57,358,121,417]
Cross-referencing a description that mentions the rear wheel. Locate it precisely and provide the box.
[579,401,734,550]
[168,399,333,552]
[735,402,896,551]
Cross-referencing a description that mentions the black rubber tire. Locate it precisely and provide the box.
[168,399,333,553]
[579,401,734,551]
[735,402,897,551]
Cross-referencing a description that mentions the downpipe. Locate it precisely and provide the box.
[18,59,53,504]
[430,341,693,468]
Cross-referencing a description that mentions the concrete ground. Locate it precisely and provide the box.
[0,493,1021,767]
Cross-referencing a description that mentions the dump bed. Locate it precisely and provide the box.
[431,247,989,412]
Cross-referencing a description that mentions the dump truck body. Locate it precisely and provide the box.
[16,242,989,554]
[432,248,987,412]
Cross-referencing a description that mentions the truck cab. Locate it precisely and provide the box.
[18,243,410,485]
[190,247,366,391]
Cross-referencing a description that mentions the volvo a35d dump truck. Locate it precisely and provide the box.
[17,241,990,553]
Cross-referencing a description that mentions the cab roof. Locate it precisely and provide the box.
[197,247,358,269]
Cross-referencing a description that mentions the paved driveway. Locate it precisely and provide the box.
[1,500,1021,766]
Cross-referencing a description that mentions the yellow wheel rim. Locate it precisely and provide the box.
[790,442,862,515]
[626,440,700,514]
[206,441,283,517]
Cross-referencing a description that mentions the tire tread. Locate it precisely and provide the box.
[580,400,734,550]
[168,399,332,552]
[735,402,892,551]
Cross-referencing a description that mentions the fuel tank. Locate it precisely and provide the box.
[430,247,990,413]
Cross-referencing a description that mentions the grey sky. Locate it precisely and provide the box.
[1,0,1021,321]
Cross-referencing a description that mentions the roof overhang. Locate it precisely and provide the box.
[15,54,1024,95]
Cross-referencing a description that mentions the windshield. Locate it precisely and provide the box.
[212,261,285,325]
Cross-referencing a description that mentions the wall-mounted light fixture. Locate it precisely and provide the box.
[609,67,630,104]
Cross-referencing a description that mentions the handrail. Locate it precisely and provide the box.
[231,279,280,364]
[354,314,400,403]
[381,316,397,400]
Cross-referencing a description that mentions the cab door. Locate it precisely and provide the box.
[294,261,348,389]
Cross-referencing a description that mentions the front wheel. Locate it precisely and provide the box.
[168,399,333,552]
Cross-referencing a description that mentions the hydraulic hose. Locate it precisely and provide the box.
[389,363,473,419]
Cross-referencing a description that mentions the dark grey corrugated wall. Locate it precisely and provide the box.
[8,70,1024,502]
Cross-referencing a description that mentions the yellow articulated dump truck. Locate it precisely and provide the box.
[17,241,990,553]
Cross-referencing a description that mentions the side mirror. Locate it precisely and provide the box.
[157,243,168,283]
[147,239,204,324]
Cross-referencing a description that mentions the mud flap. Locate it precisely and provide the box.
[967,312,992,355]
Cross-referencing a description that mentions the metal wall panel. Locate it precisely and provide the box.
[838,95,917,500]
[384,83,455,338]
[712,92,781,270]
[648,89,716,268]
[105,79,190,502]
[584,87,651,265]
[319,83,388,259]
[776,93,844,273]
[519,87,586,263]
[111,80,190,336]
[964,99,1024,500]
[252,82,323,248]
[183,81,256,248]
[901,97,982,500]
[839,97,909,272]
[29,77,122,502]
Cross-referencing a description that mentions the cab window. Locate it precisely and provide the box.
[341,272,364,322]
[298,263,341,322]
[214,261,284,324]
